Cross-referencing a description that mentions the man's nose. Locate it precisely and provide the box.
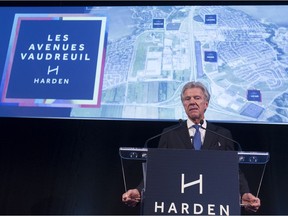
[189,98,196,103]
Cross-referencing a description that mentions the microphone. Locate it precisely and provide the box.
[144,119,183,148]
[199,119,242,151]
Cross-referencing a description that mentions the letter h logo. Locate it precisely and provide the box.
[181,173,203,194]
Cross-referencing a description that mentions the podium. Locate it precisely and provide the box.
[119,147,269,215]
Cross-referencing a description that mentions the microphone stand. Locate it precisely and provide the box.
[144,119,183,148]
[199,120,242,151]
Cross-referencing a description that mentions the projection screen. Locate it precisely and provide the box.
[0,1,288,124]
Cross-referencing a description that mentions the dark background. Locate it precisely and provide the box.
[0,117,286,215]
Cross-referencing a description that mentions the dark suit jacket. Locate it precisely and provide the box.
[158,120,234,150]
[157,120,250,195]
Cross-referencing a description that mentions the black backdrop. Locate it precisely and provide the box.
[0,117,287,215]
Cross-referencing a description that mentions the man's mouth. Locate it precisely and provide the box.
[189,107,198,112]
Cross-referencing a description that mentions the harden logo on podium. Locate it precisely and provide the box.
[153,173,231,215]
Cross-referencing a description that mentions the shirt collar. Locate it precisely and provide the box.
[187,118,207,129]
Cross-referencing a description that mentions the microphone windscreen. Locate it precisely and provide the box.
[200,119,204,125]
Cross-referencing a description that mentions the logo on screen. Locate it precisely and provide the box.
[153,19,165,28]
[205,14,217,24]
[247,89,262,102]
[204,51,218,62]
[0,13,107,108]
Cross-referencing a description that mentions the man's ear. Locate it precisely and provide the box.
[204,102,209,112]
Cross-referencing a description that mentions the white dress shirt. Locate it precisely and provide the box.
[187,118,207,145]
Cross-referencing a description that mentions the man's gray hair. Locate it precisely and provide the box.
[180,81,211,102]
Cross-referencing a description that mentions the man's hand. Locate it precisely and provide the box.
[241,193,261,212]
[122,189,141,207]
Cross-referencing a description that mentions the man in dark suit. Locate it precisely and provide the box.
[122,81,261,212]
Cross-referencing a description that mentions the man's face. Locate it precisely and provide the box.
[182,87,209,123]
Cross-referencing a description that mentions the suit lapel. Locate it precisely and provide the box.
[202,122,217,150]
[177,121,193,149]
